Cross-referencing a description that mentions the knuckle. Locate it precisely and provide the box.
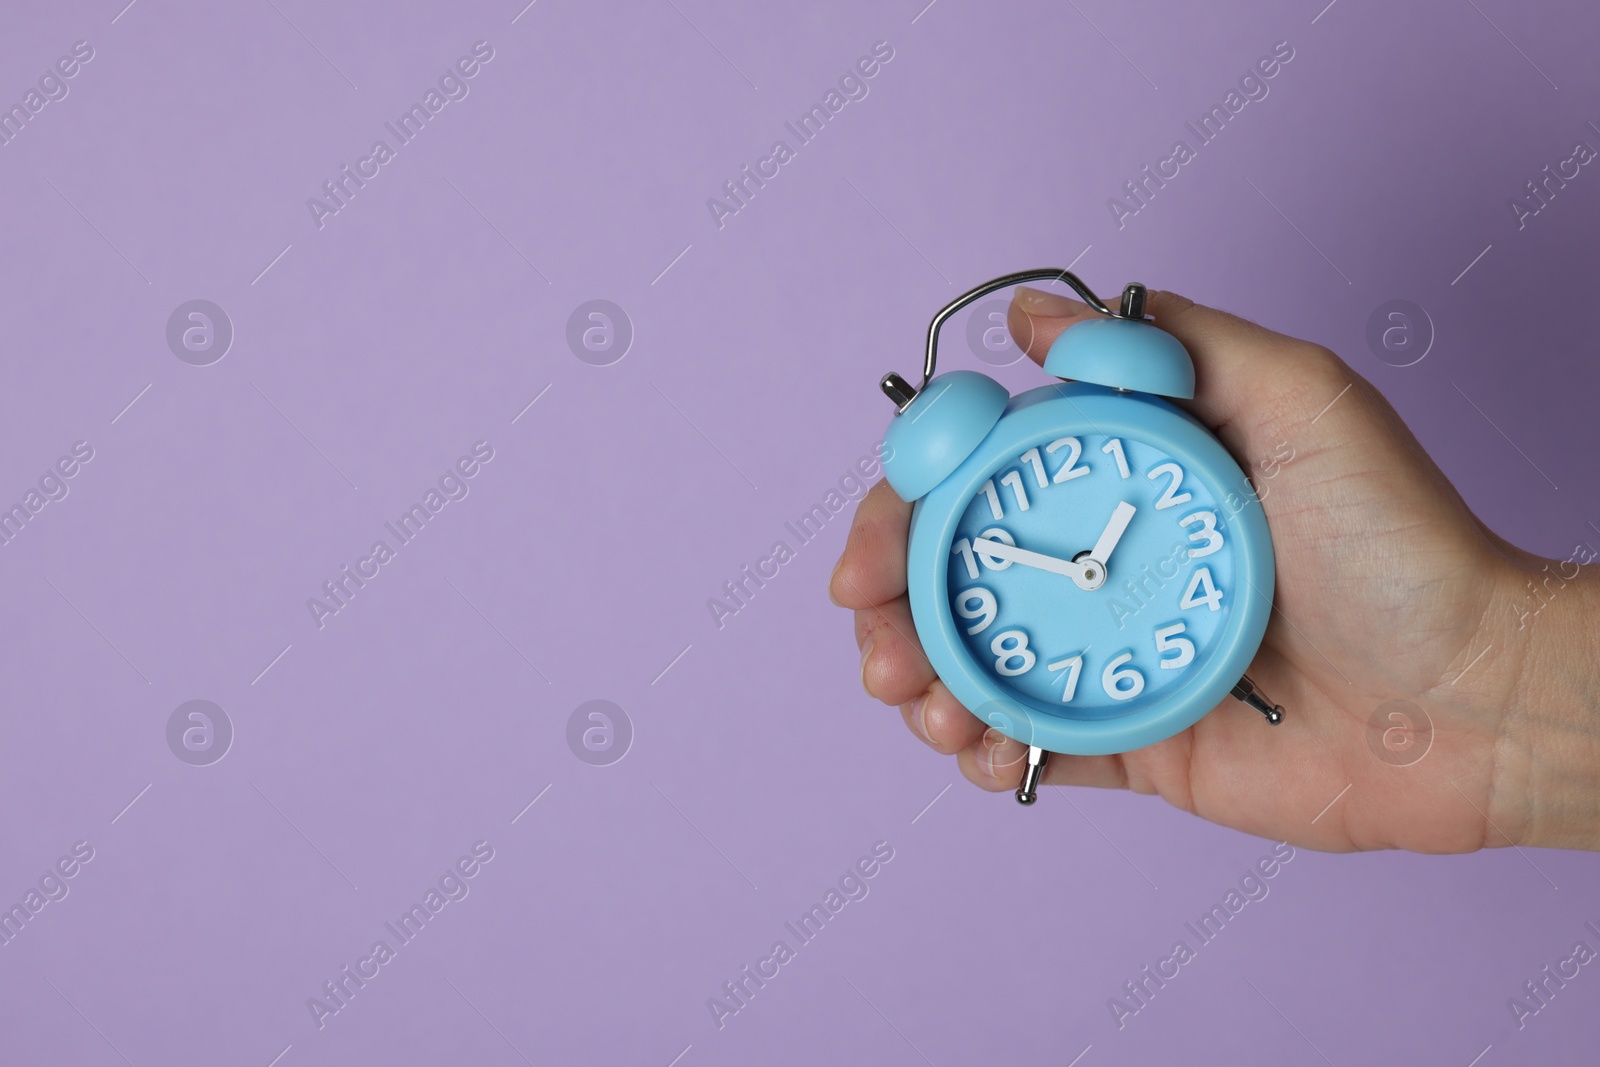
[1149,289,1196,320]
[1298,341,1347,378]
[1258,342,1355,431]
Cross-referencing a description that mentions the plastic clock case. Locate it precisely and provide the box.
[878,270,1285,806]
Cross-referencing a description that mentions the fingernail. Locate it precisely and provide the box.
[1014,286,1080,317]
[980,728,1023,778]
[911,694,930,744]
[859,635,876,696]
[972,726,998,777]
[827,556,844,605]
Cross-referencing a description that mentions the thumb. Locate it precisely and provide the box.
[1006,286,1349,455]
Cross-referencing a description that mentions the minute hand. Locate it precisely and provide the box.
[972,538,1096,590]
[1088,501,1138,565]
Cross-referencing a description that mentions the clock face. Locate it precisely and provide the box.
[946,432,1237,718]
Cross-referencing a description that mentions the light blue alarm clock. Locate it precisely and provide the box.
[879,270,1284,805]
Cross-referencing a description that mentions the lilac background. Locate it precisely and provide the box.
[2,0,1598,1063]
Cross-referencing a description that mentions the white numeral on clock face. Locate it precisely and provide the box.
[1047,654,1083,701]
[1154,622,1195,669]
[1102,651,1146,700]
[1102,438,1131,479]
[1046,437,1090,483]
[998,470,1030,512]
[980,479,1004,520]
[1179,510,1224,557]
[951,538,980,580]
[973,527,1015,570]
[991,630,1036,676]
[952,528,1016,578]
[1149,462,1193,510]
[1180,567,1224,611]
[955,588,997,635]
[1019,447,1049,489]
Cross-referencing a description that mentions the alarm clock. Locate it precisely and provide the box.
[879,269,1284,806]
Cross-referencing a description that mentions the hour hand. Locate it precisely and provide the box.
[971,538,1102,590]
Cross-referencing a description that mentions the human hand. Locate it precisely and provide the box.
[831,286,1600,853]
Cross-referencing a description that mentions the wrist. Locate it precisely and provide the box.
[1486,545,1600,850]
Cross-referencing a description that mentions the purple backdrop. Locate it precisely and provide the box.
[2,0,1598,1063]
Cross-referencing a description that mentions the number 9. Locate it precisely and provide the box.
[955,588,997,635]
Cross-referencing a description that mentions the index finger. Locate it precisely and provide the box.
[829,479,911,609]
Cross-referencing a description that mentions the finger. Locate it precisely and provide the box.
[1041,752,1131,791]
[1006,286,1349,453]
[956,728,1029,792]
[899,680,987,754]
[830,479,911,609]
[857,596,935,706]
[1006,286,1103,358]
[957,732,1133,792]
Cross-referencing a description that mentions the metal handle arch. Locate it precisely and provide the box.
[881,269,1133,411]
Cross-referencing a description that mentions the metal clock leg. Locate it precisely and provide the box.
[1016,746,1049,805]
[1232,675,1285,724]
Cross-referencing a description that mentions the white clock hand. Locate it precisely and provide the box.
[972,537,1103,590]
[1087,501,1137,566]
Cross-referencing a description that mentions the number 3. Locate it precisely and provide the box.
[1179,510,1224,558]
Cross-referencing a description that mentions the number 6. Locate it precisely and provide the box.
[1101,652,1145,700]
